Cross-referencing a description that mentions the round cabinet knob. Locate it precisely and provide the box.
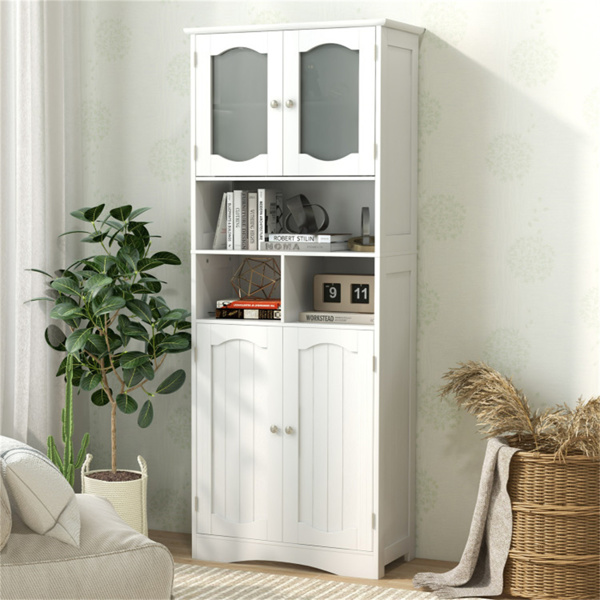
[285,426,294,435]
[285,99,294,108]
[270,425,279,434]
[270,99,279,108]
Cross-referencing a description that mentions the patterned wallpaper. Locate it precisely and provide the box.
[78,1,599,561]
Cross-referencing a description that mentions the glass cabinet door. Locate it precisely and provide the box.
[212,48,267,162]
[283,28,376,176]
[300,44,359,161]
[195,32,283,176]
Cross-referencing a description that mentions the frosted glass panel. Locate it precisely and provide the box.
[300,44,359,161]
[212,48,267,162]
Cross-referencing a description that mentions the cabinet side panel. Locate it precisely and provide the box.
[195,35,211,177]
[378,255,416,561]
[195,324,213,536]
[194,254,240,320]
[194,182,232,252]
[377,29,419,255]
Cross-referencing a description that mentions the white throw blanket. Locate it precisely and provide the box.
[413,437,520,598]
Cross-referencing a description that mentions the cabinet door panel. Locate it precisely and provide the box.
[299,44,359,162]
[283,28,375,176]
[195,32,283,176]
[212,48,268,162]
[283,328,374,551]
[196,324,282,541]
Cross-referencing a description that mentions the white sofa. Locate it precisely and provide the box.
[0,436,173,599]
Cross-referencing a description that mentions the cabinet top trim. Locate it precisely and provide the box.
[184,18,424,37]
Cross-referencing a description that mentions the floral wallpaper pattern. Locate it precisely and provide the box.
[486,133,533,181]
[94,17,132,61]
[78,1,599,562]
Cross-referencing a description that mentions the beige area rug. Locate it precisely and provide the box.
[173,563,444,599]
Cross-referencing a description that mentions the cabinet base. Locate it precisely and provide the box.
[192,534,414,579]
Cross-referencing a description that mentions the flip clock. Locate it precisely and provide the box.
[313,274,374,313]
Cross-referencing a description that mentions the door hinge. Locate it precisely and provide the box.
[195,496,199,512]
[194,145,198,161]
[373,356,377,372]
[194,51,198,68]
[194,346,197,362]
[374,143,377,160]
[372,513,377,529]
[374,44,378,61]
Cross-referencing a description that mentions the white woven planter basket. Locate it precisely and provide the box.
[81,454,148,536]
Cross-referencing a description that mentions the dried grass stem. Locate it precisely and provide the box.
[440,361,600,458]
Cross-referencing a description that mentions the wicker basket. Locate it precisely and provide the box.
[81,454,148,536]
[504,452,600,600]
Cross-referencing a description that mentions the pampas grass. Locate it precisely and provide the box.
[440,361,600,458]
[536,397,600,458]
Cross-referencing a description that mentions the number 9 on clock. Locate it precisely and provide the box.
[324,283,341,303]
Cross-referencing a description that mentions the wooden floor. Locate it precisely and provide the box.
[150,530,520,598]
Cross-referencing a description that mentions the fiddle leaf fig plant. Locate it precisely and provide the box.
[31,204,191,473]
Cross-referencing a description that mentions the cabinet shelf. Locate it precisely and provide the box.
[191,249,376,258]
[195,176,376,182]
[193,179,377,254]
[193,253,374,322]
[196,317,283,327]
[195,317,375,329]
[189,19,420,580]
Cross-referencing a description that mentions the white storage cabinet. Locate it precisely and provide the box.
[186,18,422,579]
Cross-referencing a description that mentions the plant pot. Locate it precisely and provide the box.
[81,454,148,536]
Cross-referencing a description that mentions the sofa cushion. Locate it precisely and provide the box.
[0,494,174,599]
[0,436,79,547]
[0,467,10,550]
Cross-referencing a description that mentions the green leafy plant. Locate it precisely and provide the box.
[31,204,191,473]
[47,354,90,487]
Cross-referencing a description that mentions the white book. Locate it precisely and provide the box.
[226,192,234,250]
[316,233,352,243]
[268,233,317,242]
[259,241,348,252]
[212,192,228,250]
[266,233,352,244]
[299,311,374,325]
[247,191,258,251]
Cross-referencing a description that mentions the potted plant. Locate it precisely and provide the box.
[31,203,191,533]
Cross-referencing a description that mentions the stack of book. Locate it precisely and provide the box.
[298,311,374,325]
[259,232,352,252]
[212,189,283,251]
[212,190,354,253]
[215,298,282,320]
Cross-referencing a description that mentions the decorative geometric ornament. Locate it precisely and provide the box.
[284,194,329,234]
[231,257,280,299]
